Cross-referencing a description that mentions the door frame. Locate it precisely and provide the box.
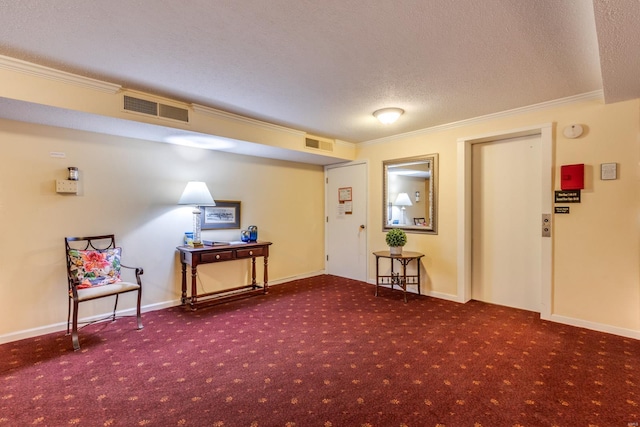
[324,160,369,280]
[456,123,553,319]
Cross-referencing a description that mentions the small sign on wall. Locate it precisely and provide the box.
[338,187,353,215]
[601,162,617,180]
[554,206,570,214]
[555,190,581,203]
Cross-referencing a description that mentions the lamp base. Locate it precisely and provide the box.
[190,209,204,248]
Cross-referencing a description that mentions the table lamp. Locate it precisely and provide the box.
[179,181,215,247]
[394,192,413,225]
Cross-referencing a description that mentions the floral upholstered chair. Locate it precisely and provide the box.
[65,235,143,350]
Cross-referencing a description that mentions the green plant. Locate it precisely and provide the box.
[385,228,407,247]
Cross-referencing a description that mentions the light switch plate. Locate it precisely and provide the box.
[56,179,78,194]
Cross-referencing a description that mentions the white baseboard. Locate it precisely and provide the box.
[545,313,640,340]
[365,279,463,303]
[6,272,635,345]
[269,270,326,285]
[0,271,327,345]
[424,290,464,303]
[0,321,69,345]
[0,299,179,345]
[365,279,640,339]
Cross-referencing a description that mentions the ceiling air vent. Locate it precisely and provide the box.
[123,94,189,123]
[305,136,334,152]
[159,103,189,122]
[124,95,157,116]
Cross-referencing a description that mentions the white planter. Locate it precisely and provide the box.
[389,246,403,255]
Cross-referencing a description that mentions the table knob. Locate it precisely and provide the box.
[249,251,253,255]
[216,254,220,259]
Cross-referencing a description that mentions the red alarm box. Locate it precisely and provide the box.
[560,164,584,190]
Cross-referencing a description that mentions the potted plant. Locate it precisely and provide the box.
[385,228,407,255]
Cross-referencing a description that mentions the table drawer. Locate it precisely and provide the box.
[201,251,234,263]
[237,247,265,258]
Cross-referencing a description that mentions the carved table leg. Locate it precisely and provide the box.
[190,265,198,310]
[401,259,409,303]
[396,258,414,303]
[390,258,396,291]
[375,256,380,297]
[263,256,269,294]
[181,262,187,305]
[251,257,257,288]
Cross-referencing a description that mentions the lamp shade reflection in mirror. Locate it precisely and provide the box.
[383,154,438,234]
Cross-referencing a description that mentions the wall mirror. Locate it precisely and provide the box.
[383,154,438,234]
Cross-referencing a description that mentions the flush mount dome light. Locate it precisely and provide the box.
[373,108,404,124]
[165,135,235,150]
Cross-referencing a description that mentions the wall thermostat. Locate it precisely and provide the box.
[563,124,583,139]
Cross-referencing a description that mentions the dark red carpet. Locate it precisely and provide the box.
[1,275,638,426]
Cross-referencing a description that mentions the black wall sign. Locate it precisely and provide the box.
[555,206,570,214]
[555,190,581,203]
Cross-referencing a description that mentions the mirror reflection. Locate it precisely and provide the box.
[383,154,438,234]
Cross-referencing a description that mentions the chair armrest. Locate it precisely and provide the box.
[121,264,143,287]
[121,264,144,275]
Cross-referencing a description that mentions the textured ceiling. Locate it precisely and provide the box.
[0,0,638,144]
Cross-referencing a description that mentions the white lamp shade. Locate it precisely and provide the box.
[373,108,404,124]
[178,181,215,206]
[394,192,413,206]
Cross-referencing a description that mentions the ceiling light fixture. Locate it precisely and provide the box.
[373,108,404,124]
[166,135,236,150]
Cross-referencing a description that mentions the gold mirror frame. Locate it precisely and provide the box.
[383,154,438,234]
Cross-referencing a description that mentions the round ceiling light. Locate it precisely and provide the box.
[373,108,404,124]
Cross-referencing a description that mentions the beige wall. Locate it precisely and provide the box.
[0,119,325,340]
[358,97,640,336]
[2,95,640,343]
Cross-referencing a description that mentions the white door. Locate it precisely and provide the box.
[471,134,541,312]
[326,162,367,281]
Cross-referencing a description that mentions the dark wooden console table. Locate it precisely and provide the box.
[177,241,272,310]
[373,250,424,302]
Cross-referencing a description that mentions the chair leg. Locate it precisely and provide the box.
[136,288,143,330]
[66,297,72,336]
[112,294,119,322]
[72,300,80,351]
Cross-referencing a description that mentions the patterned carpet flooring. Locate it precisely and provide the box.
[1,274,639,426]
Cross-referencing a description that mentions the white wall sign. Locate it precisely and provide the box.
[601,163,617,180]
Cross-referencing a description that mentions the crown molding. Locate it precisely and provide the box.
[191,103,305,137]
[334,139,356,147]
[0,54,121,94]
[360,90,604,146]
